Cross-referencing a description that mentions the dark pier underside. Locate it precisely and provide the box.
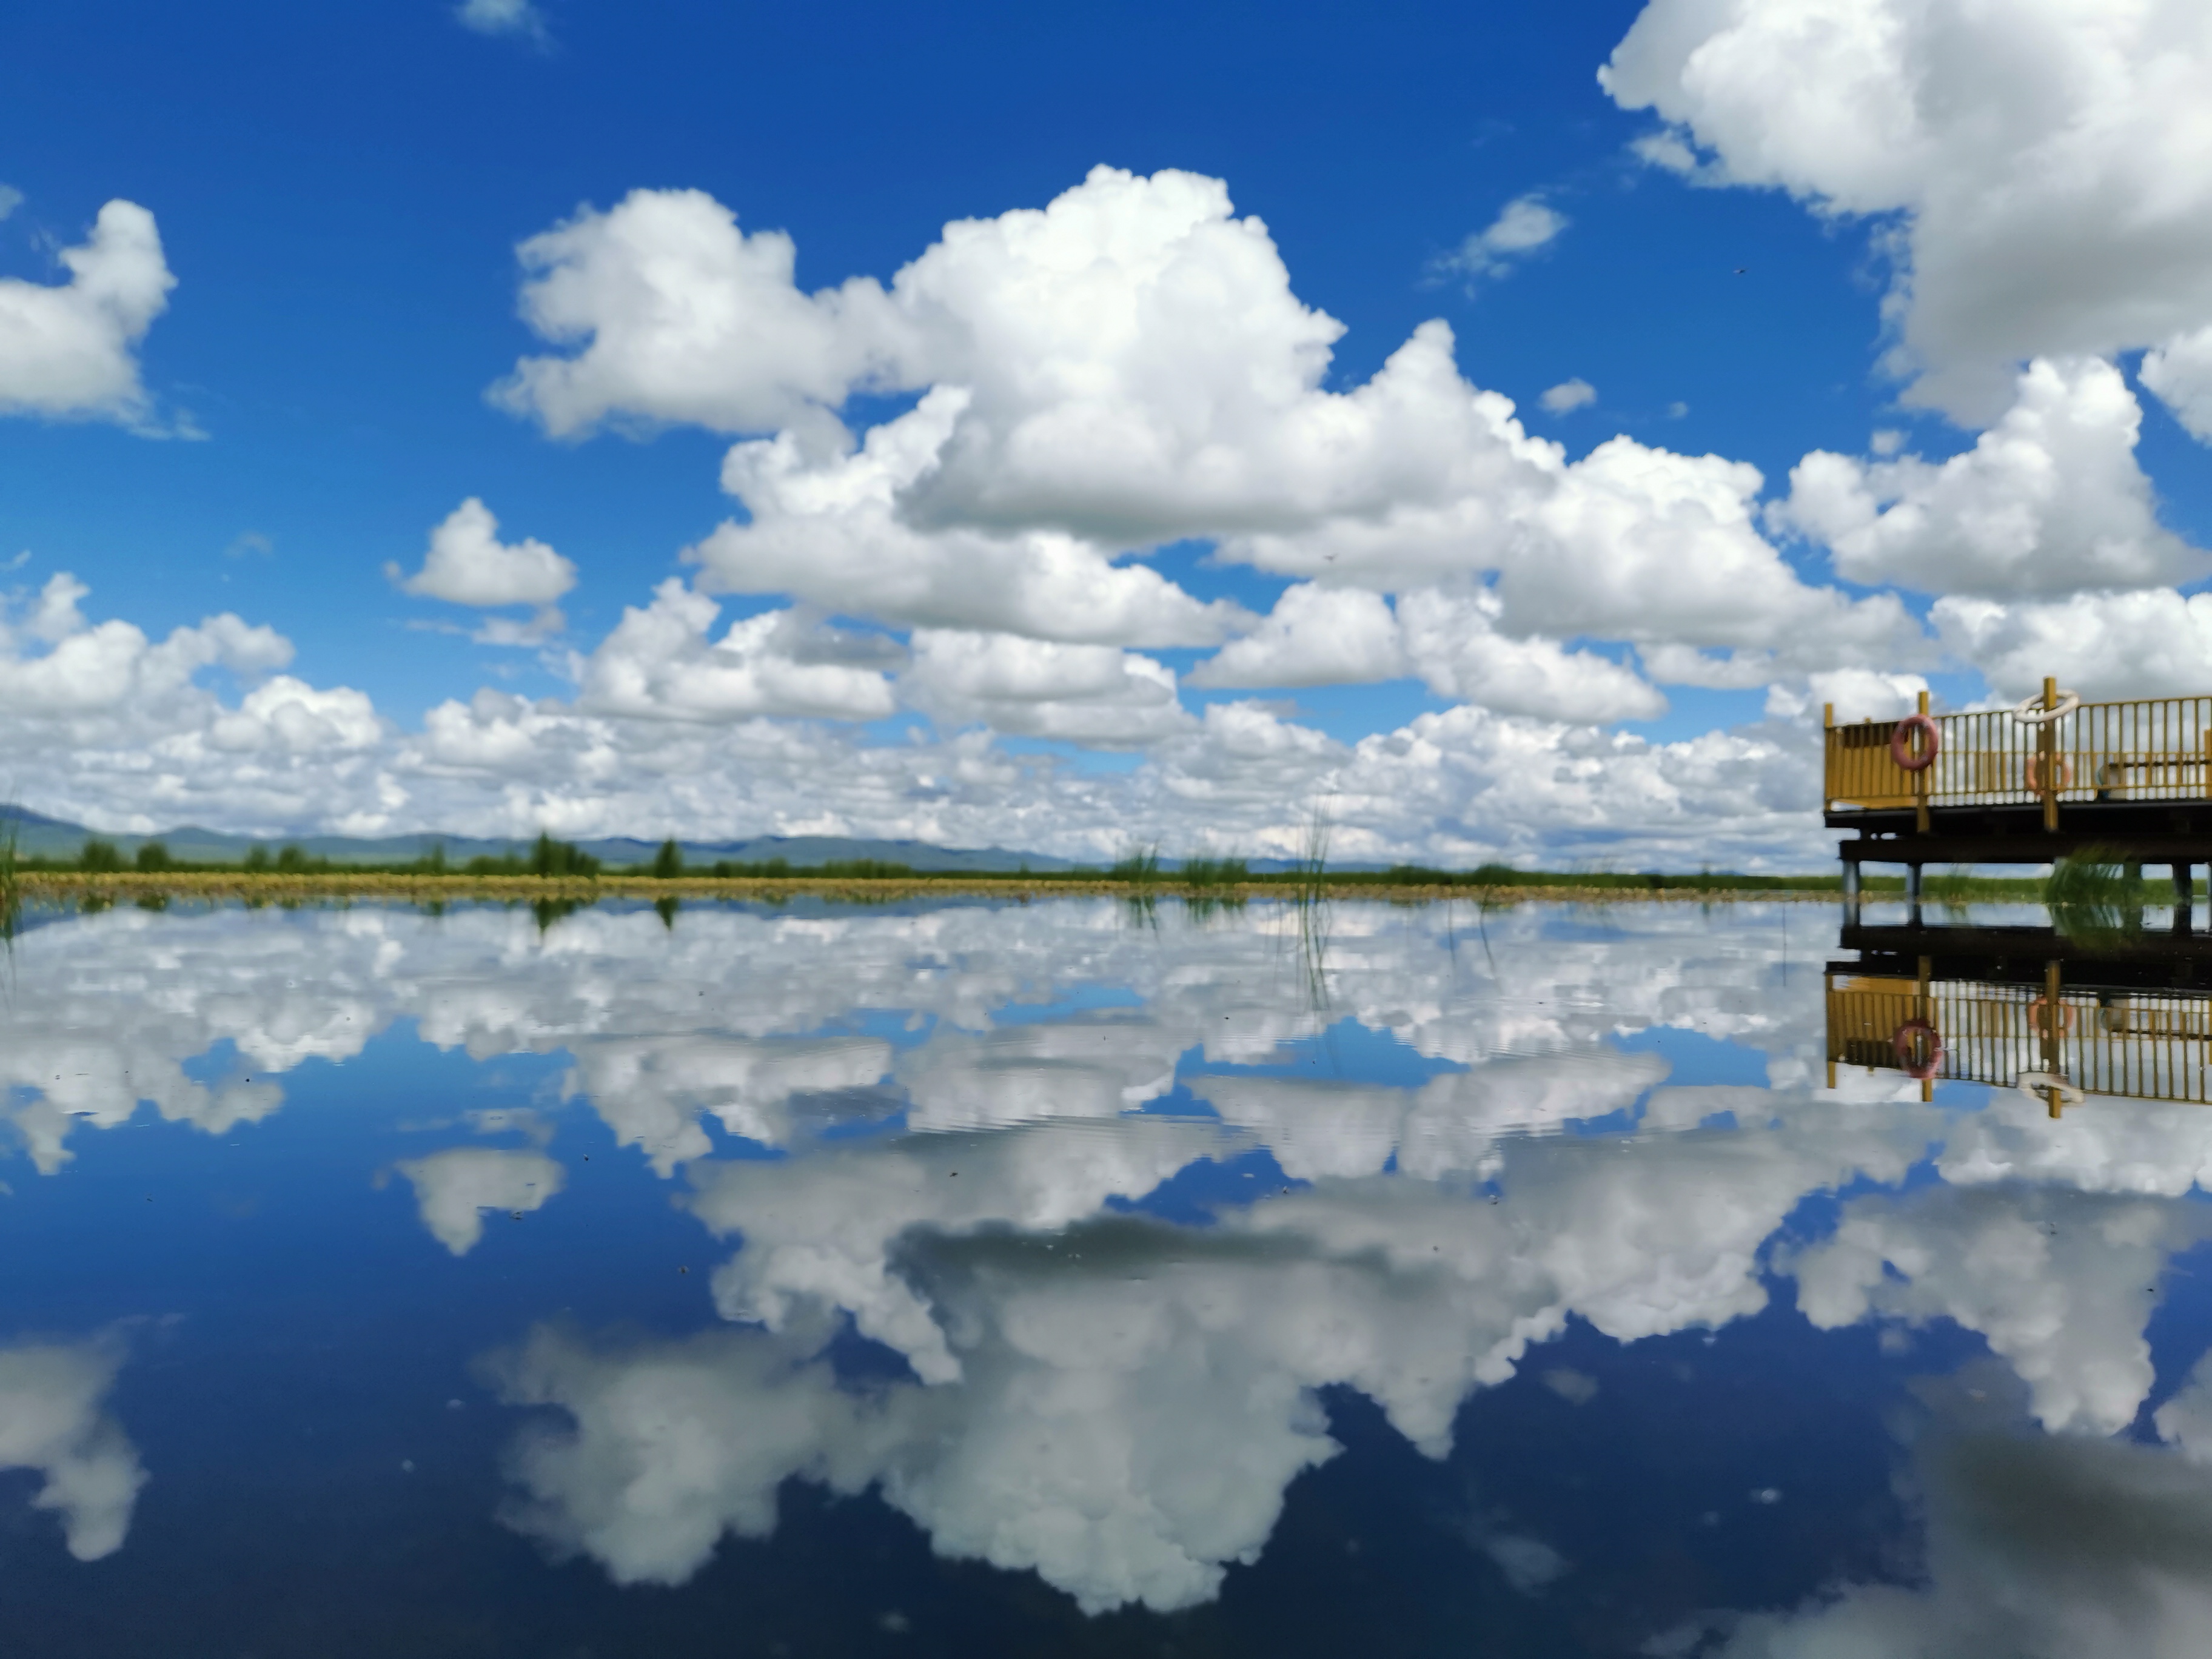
[1831,800,2212,868]
[1837,923,2212,992]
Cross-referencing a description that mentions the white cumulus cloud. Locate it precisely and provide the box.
[1433,193,1570,285]
[903,631,1192,748]
[0,200,175,429]
[1778,358,2204,597]
[492,187,912,441]
[392,498,577,618]
[456,0,546,41]
[500,167,1908,683]
[0,574,423,836]
[1218,406,1925,674]
[1396,588,1666,723]
[2142,324,2212,443]
[1934,589,2212,703]
[0,572,291,718]
[574,579,897,723]
[695,389,1251,646]
[1602,0,2212,424]
[1187,584,1408,691]
[1538,378,1595,414]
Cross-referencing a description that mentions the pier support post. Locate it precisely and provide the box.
[1906,863,1923,928]
[1841,859,1861,927]
[2177,863,2196,933]
[2042,959,2066,1118]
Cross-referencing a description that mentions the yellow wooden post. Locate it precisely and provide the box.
[1911,960,1929,1106]
[1823,972,1835,1087]
[1914,689,1931,832]
[1823,702,1834,813]
[2043,958,2065,1117]
[2040,675,2060,832]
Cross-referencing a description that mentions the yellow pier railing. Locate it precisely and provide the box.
[1825,679,2212,829]
[1826,970,2212,1114]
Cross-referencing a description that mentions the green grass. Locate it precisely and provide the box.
[1932,871,2042,900]
[0,808,19,952]
[7,825,2009,900]
[4,854,1942,893]
[79,837,126,873]
[1292,809,1332,907]
[1179,855,1248,888]
[2043,850,2151,940]
[1110,845,1162,886]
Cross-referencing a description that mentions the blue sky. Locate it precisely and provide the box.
[4,1,2211,863]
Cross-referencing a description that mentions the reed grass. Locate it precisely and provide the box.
[1179,855,1249,889]
[2043,849,2150,941]
[0,806,19,954]
[1176,855,1244,922]
[1292,809,1332,907]
[1110,844,1162,886]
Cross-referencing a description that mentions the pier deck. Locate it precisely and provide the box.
[1828,680,2212,878]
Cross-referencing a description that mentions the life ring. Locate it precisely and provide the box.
[2017,1070,2086,1111]
[1890,713,1940,772]
[2029,994,2075,1038]
[2024,752,2073,793]
[2011,689,2082,725]
[1892,1017,1943,1081]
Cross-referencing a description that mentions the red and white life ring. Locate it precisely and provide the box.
[1890,713,1940,772]
[2029,995,2076,1039]
[1892,1017,1943,1081]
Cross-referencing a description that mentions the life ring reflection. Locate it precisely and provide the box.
[1892,1017,1943,1081]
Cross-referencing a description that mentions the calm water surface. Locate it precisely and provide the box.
[4,894,2210,1655]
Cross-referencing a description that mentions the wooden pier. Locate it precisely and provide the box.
[1827,677,2212,915]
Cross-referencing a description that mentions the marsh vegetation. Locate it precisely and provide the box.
[4,820,2035,905]
[2042,850,2156,942]
[0,809,18,952]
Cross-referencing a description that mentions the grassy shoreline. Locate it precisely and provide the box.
[9,870,2027,905]
[10,828,2068,907]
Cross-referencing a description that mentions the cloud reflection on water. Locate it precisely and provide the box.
[0,1332,146,1562]
[395,1146,568,1255]
[1692,1367,2212,1658]
[7,896,2212,1637]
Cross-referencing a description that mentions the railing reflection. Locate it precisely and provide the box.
[1826,925,2212,1116]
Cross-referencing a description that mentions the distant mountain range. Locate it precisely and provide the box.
[0,804,1081,873]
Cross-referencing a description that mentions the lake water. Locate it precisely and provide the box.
[5,893,2212,1656]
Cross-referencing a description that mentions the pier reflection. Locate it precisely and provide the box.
[1830,919,2212,1113]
